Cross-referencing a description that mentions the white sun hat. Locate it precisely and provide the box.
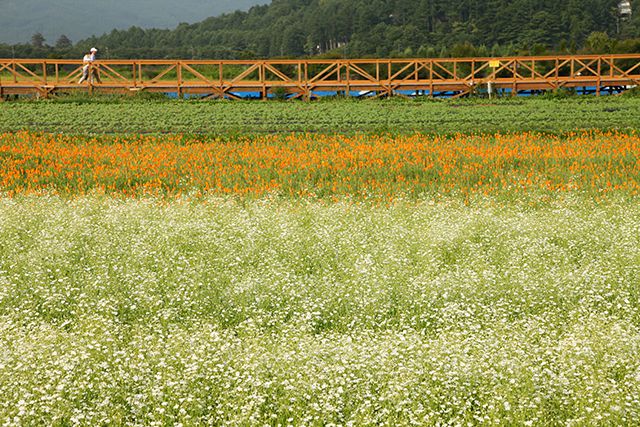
[90,47,98,52]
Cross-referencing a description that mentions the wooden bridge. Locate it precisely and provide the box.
[1,54,639,99]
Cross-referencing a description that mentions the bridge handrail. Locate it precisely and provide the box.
[2,54,639,99]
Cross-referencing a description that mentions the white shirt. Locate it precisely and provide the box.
[83,53,95,63]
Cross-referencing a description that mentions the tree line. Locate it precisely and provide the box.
[2,0,640,59]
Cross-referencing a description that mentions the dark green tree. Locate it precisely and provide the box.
[31,32,45,48]
[55,35,72,49]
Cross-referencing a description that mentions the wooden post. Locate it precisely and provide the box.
[596,57,601,96]
[388,61,392,97]
[304,61,309,101]
[512,60,517,96]
[260,62,266,100]
[610,56,614,79]
[375,62,381,96]
[570,59,574,79]
[429,59,433,98]
[346,61,350,96]
[177,62,182,99]
[531,59,535,80]
[470,60,475,94]
[296,61,301,100]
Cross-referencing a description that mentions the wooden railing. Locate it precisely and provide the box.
[1,55,639,99]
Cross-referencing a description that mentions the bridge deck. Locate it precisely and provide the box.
[1,55,639,99]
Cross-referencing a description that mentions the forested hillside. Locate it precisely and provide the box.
[2,0,640,59]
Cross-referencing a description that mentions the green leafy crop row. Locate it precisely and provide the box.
[1,96,639,134]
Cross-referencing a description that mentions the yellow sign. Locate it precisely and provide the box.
[489,60,501,68]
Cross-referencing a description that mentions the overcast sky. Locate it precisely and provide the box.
[1,0,267,44]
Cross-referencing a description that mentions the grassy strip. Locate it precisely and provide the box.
[1,96,640,134]
[0,195,639,425]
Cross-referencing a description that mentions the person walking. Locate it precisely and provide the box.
[78,47,101,83]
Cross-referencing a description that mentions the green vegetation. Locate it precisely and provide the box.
[2,96,640,134]
[3,0,640,59]
[0,195,639,425]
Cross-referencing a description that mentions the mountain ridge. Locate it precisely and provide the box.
[1,0,266,44]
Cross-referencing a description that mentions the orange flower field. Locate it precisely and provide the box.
[1,130,639,198]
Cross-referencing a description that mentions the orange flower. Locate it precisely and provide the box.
[0,130,638,199]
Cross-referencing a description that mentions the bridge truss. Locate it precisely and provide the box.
[1,55,639,99]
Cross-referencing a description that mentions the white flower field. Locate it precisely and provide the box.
[0,195,638,425]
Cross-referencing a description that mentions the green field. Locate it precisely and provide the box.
[1,96,640,134]
[1,95,640,425]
